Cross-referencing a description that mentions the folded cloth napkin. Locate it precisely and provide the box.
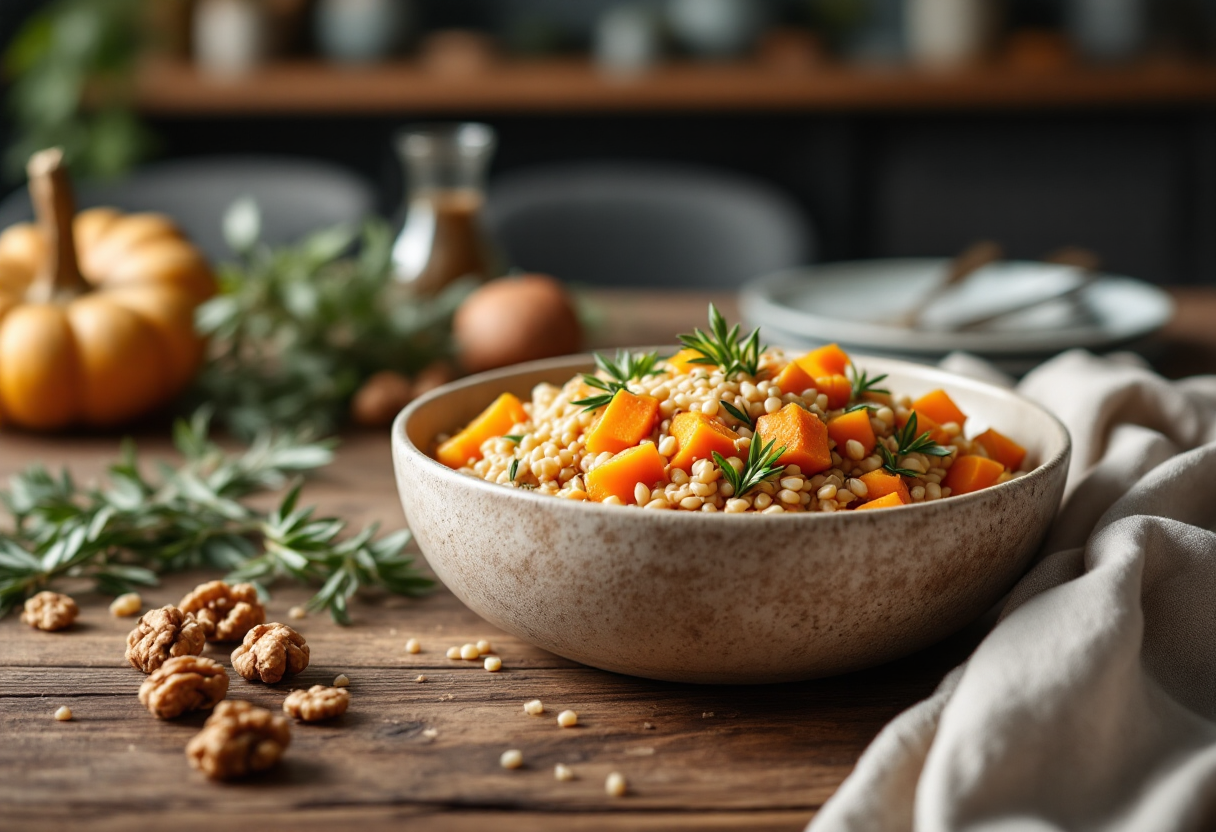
[809,349,1216,832]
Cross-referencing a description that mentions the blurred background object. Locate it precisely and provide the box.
[487,161,812,288]
[0,0,1213,286]
[192,0,266,77]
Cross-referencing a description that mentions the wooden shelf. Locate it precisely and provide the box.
[134,57,1216,116]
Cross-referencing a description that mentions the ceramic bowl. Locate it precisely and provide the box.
[392,353,1070,684]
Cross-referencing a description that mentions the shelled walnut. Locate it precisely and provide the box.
[179,580,264,641]
[125,605,206,673]
[186,700,291,780]
[282,685,349,722]
[20,591,78,631]
[138,656,229,719]
[231,623,309,684]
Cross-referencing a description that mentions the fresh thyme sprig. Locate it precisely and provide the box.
[572,350,662,411]
[0,409,431,623]
[678,304,764,378]
[879,412,953,477]
[713,436,787,499]
[849,364,890,402]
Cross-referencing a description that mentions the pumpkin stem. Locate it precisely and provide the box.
[26,148,90,303]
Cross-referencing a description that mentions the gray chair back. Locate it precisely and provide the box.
[0,156,376,262]
[486,162,813,289]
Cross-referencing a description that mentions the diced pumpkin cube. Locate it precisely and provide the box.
[773,360,815,397]
[912,389,967,429]
[975,428,1027,471]
[858,469,911,505]
[666,348,706,375]
[585,390,660,455]
[814,374,852,410]
[436,393,528,469]
[827,408,876,457]
[795,343,850,378]
[896,409,950,445]
[586,443,667,504]
[755,403,832,476]
[944,455,1004,495]
[853,492,907,512]
[668,411,740,472]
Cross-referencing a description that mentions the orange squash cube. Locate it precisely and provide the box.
[666,348,706,375]
[795,343,850,378]
[755,403,832,476]
[586,443,667,504]
[668,411,740,472]
[585,390,660,455]
[814,374,852,410]
[858,469,911,505]
[975,428,1027,471]
[912,389,967,429]
[853,492,906,512]
[436,393,528,469]
[896,409,950,445]
[827,409,876,457]
[944,455,1004,495]
[773,360,815,396]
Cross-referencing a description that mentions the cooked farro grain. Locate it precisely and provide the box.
[438,329,1031,513]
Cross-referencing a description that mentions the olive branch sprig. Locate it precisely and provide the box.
[572,350,663,411]
[678,304,764,378]
[713,436,787,499]
[879,412,953,477]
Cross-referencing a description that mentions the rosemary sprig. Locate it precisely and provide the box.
[849,364,890,402]
[509,459,521,482]
[678,304,764,378]
[572,350,662,411]
[0,409,431,623]
[720,399,755,430]
[713,436,787,499]
[879,412,953,477]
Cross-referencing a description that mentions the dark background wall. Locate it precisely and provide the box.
[2,0,1214,284]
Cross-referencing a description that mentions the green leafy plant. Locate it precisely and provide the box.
[879,412,953,477]
[3,0,154,180]
[572,349,663,411]
[0,409,431,623]
[678,304,764,378]
[713,436,787,498]
[193,200,472,439]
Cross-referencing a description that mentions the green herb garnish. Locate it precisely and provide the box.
[0,409,431,624]
[879,412,953,477]
[572,350,662,411]
[678,304,764,378]
[849,364,890,402]
[504,435,525,443]
[509,459,521,482]
[720,399,755,430]
[713,436,787,499]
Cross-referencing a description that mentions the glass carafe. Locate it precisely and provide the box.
[391,122,499,294]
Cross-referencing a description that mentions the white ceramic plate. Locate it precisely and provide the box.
[740,259,1174,361]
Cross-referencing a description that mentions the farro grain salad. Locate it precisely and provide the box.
[435,306,1030,514]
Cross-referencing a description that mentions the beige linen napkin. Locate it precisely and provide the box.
[809,350,1216,832]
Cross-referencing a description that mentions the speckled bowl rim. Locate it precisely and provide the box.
[393,351,1072,523]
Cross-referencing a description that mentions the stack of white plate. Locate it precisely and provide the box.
[740,259,1175,374]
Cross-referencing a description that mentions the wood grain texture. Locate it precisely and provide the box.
[3,287,1213,831]
[132,57,1216,116]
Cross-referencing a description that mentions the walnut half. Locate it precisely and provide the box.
[179,580,265,642]
[283,685,350,722]
[186,700,291,780]
[138,656,229,719]
[20,591,78,631]
[231,623,310,684]
[125,605,206,673]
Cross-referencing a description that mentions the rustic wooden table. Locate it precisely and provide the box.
[3,288,1213,831]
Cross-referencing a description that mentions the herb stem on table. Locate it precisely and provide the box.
[0,409,431,623]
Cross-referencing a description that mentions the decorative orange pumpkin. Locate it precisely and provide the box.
[0,149,216,430]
